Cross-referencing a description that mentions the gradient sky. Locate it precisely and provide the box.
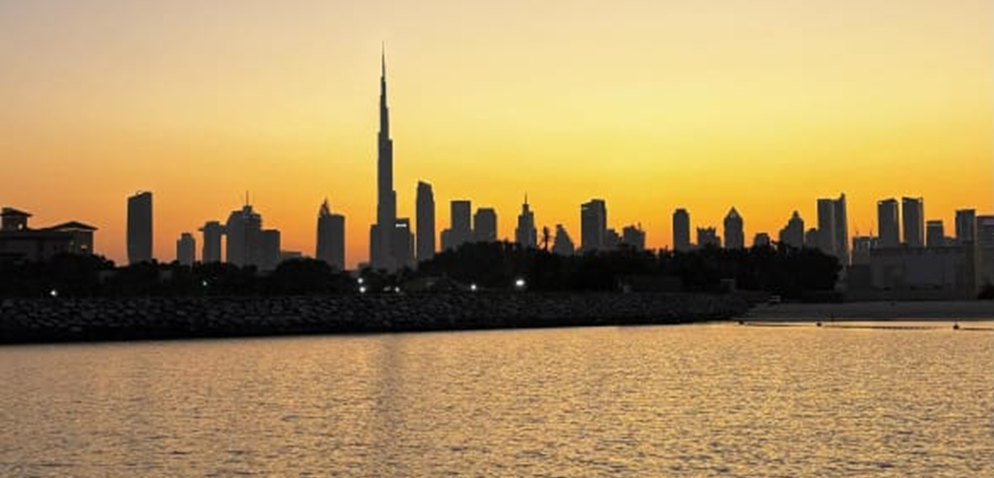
[1,0,991,267]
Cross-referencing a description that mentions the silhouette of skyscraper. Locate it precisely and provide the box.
[833,194,849,263]
[552,224,575,255]
[200,221,224,264]
[621,224,646,251]
[473,208,498,242]
[515,196,537,248]
[723,208,744,249]
[779,211,805,249]
[673,208,691,252]
[816,198,836,256]
[697,227,720,248]
[391,218,415,269]
[416,181,435,262]
[127,191,153,264]
[955,209,976,245]
[902,197,924,247]
[225,204,262,267]
[441,200,472,251]
[817,194,848,263]
[370,48,401,271]
[176,232,195,266]
[260,229,281,271]
[976,215,994,290]
[877,199,900,248]
[316,199,345,270]
[580,199,607,253]
[926,220,945,248]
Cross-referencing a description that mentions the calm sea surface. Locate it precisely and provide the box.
[1,322,992,477]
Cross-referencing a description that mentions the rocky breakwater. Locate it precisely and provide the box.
[0,292,748,344]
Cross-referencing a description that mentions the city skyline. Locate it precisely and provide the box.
[1,1,992,267]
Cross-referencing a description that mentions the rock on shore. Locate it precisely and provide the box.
[0,292,747,344]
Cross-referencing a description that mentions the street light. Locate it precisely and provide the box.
[514,278,526,290]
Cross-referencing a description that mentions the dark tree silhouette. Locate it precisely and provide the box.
[0,241,841,299]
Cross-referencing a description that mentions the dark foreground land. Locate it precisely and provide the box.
[0,292,747,345]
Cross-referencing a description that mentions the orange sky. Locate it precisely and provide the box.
[1,0,991,267]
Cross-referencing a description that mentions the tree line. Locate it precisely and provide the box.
[0,242,848,299]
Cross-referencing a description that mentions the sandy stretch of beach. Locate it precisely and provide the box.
[745,301,993,321]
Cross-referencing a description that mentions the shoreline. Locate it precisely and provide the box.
[0,292,747,345]
[745,300,993,321]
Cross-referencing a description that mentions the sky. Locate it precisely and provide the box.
[1,0,991,267]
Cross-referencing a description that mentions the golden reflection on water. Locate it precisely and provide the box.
[0,322,991,477]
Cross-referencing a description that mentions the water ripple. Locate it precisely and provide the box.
[0,321,991,477]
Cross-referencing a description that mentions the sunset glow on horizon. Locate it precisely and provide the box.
[2,0,991,267]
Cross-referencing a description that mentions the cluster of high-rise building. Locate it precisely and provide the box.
[576,199,645,252]
[121,191,347,273]
[118,54,994,298]
[669,195,994,298]
[7,51,992,301]
[848,200,992,299]
[363,53,643,271]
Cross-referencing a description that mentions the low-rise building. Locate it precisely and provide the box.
[0,207,97,262]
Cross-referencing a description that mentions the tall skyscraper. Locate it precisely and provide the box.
[976,216,994,289]
[815,194,849,262]
[370,49,400,271]
[200,221,224,264]
[902,197,924,247]
[926,220,945,248]
[473,208,498,242]
[877,198,900,248]
[515,196,537,248]
[416,181,435,262]
[779,211,805,249]
[816,198,836,256]
[260,229,281,271]
[673,208,691,252]
[391,218,415,269]
[316,199,345,270]
[723,207,744,250]
[127,191,153,264]
[621,224,646,251]
[225,204,262,267]
[580,199,607,253]
[833,194,849,264]
[552,224,575,255]
[955,209,976,245]
[697,227,720,248]
[441,200,472,251]
[176,232,195,266]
